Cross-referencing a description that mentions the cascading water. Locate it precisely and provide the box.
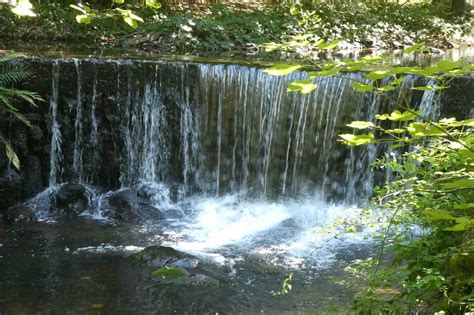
[34,58,440,268]
[49,60,62,188]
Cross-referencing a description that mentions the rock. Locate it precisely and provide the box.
[52,183,90,215]
[189,273,220,286]
[28,126,44,154]
[103,188,163,222]
[150,266,219,286]
[23,155,43,197]
[132,245,200,269]
[3,204,36,222]
[0,168,22,211]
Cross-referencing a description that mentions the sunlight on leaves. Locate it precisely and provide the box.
[264,64,302,76]
[287,80,318,94]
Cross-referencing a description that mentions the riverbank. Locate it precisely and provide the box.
[1,2,473,58]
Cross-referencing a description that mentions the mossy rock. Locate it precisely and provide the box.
[132,245,199,269]
[151,266,190,284]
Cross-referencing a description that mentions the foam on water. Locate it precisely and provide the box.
[159,194,382,269]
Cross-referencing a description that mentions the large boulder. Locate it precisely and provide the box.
[52,183,90,215]
[103,188,163,222]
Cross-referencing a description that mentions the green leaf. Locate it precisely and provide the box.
[441,178,474,190]
[346,62,365,71]
[404,42,428,53]
[124,17,138,28]
[450,118,474,127]
[458,150,474,160]
[146,0,161,10]
[317,40,340,50]
[423,209,454,221]
[377,85,396,92]
[290,7,299,15]
[389,67,413,75]
[387,110,420,121]
[351,82,374,92]
[4,140,20,170]
[114,0,125,4]
[444,221,474,232]
[411,86,449,91]
[453,203,474,210]
[390,77,406,86]
[361,56,383,63]
[435,60,462,71]
[339,133,374,146]
[308,68,339,78]
[346,121,375,129]
[407,122,445,136]
[264,64,302,76]
[76,15,91,24]
[364,70,389,81]
[287,80,318,94]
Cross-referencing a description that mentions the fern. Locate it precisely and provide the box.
[0,54,43,170]
[0,54,25,64]
[0,66,31,87]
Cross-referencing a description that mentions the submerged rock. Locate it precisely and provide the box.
[52,183,90,215]
[150,266,219,286]
[132,245,200,269]
[3,204,36,222]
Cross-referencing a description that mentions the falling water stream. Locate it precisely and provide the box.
[0,57,443,313]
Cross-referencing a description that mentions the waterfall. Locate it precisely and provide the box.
[43,59,441,205]
[48,60,62,187]
[73,59,84,184]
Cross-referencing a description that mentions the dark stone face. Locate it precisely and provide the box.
[102,188,163,222]
[52,183,90,216]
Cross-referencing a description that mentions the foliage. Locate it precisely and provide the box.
[265,41,474,312]
[0,54,43,170]
[264,1,472,58]
[0,1,471,55]
[69,0,161,29]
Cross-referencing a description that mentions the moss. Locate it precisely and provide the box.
[151,266,189,281]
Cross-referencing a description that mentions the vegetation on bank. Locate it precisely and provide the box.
[266,43,474,313]
[0,0,473,56]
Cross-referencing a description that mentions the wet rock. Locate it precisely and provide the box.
[189,273,220,286]
[23,155,43,197]
[104,189,163,222]
[3,204,36,222]
[28,125,44,154]
[150,266,220,286]
[52,183,90,215]
[0,168,22,211]
[132,245,200,269]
